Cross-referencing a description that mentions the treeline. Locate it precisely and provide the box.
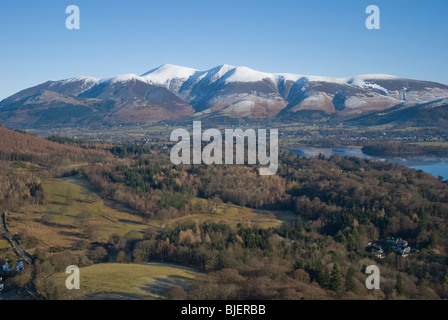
[110,144,151,158]
[82,163,194,221]
[197,166,288,209]
[47,135,89,147]
[0,127,108,166]
[362,142,448,157]
[0,162,44,210]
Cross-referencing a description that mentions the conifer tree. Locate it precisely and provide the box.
[395,273,404,296]
[345,267,357,293]
[330,264,342,293]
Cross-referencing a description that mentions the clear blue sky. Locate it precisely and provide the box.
[1,0,447,100]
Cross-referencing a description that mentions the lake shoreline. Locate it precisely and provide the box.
[290,146,448,180]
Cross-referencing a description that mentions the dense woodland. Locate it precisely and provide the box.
[362,142,448,158]
[1,126,448,300]
[0,127,109,211]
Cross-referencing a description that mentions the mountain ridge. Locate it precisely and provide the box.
[2,64,448,127]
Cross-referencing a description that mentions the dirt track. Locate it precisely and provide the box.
[1,212,32,263]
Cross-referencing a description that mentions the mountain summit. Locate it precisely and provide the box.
[1,65,448,127]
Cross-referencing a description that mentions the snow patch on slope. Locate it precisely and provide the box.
[225,66,272,83]
[142,64,199,83]
[99,74,143,84]
[347,74,401,81]
[56,76,100,85]
[344,74,401,94]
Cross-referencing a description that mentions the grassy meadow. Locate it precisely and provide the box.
[7,175,292,255]
[50,262,200,299]
[8,176,146,252]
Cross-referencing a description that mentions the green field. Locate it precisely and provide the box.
[52,262,200,299]
[8,175,294,253]
[8,176,147,250]
[162,197,293,230]
[0,239,11,250]
[42,176,146,237]
[412,141,448,147]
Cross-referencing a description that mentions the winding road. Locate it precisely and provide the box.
[1,212,32,263]
[1,212,42,298]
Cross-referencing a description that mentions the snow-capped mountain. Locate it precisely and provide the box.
[0,76,99,106]
[1,64,448,127]
[345,74,448,102]
[141,64,448,120]
[348,97,448,127]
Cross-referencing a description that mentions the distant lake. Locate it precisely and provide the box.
[411,162,448,180]
[290,146,448,180]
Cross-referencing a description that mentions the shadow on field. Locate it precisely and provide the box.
[118,219,143,225]
[58,230,84,238]
[84,292,151,300]
[141,275,193,297]
[42,221,75,229]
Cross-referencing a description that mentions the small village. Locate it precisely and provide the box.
[365,237,412,259]
[0,259,25,292]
